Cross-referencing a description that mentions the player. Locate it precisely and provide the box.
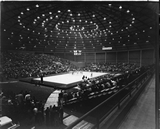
[91,73,93,77]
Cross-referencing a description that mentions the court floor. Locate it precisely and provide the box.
[34,71,108,85]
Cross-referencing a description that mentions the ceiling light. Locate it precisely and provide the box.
[119,6,122,9]
[36,4,39,8]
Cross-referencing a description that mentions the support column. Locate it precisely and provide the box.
[140,50,142,67]
[74,55,76,62]
[116,52,117,64]
[95,53,96,63]
[105,52,106,63]
[128,51,129,64]
[84,53,86,63]
[153,49,155,64]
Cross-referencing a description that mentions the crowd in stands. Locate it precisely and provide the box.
[1,89,63,127]
[2,52,76,79]
[1,51,152,128]
[2,51,144,80]
[62,65,149,104]
[83,62,139,73]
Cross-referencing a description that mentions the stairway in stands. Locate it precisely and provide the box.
[63,112,94,129]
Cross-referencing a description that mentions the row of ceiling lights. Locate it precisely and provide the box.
[3,4,153,50]
[14,4,136,39]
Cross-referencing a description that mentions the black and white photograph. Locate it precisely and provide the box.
[0,1,159,129]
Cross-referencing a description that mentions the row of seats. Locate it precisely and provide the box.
[61,65,149,105]
[2,52,76,79]
[2,52,142,80]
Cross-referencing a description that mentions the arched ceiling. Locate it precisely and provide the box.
[1,2,157,53]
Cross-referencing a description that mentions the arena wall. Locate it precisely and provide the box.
[10,49,154,67]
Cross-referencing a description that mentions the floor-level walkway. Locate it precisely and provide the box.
[118,75,155,129]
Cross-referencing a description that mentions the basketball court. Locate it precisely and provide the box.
[34,71,108,85]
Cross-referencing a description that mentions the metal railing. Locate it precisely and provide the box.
[65,67,154,129]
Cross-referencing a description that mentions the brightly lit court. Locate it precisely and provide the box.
[34,71,109,85]
[31,71,121,127]
[34,71,109,127]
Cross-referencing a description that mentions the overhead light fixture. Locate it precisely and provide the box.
[119,6,122,9]
[108,4,112,7]
[36,4,39,8]
[102,46,112,50]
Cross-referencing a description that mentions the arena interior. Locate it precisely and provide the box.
[0,1,158,129]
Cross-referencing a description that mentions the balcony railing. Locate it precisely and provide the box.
[65,66,154,129]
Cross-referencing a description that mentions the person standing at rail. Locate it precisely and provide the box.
[40,70,43,83]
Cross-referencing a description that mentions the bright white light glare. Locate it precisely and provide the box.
[102,47,112,50]
[36,4,39,8]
